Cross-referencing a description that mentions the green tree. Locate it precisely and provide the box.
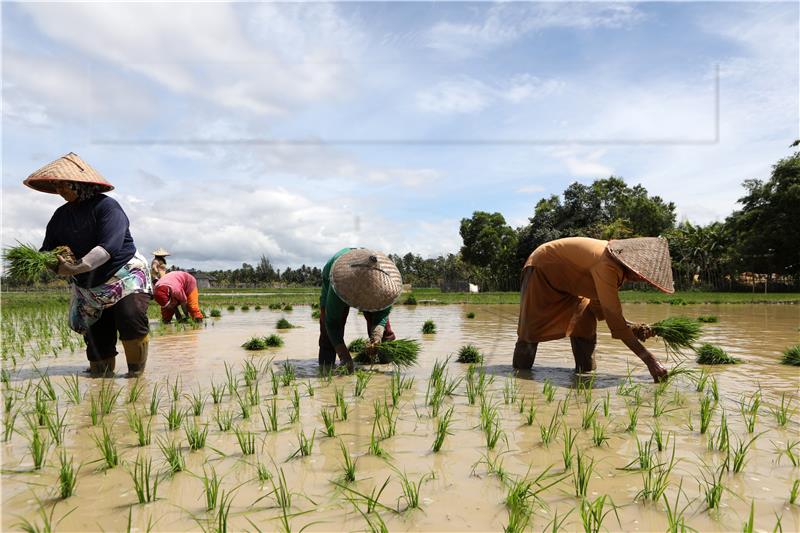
[459,211,519,290]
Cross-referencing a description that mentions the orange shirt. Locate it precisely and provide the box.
[522,237,634,343]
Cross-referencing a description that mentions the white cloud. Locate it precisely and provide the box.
[416,74,563,114]
[516,185,545,194]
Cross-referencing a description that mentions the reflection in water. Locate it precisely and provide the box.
[1,304,798,532]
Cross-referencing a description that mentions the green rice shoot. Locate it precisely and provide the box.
[276,318,294,329]
[650,316,702,357]
[456,344,483,364]
[696,343,741,365]
[3,242,75,282]
[352,339,420,367]
[781,345,800,367]
[697,315,719,323]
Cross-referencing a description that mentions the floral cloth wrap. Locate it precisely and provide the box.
[69,251,152,334]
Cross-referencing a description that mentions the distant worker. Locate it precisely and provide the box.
[514,237,674,383]
[319,248,403,373]
[151,248,170,282]
[154,270,204,323]
[24,152,151,377]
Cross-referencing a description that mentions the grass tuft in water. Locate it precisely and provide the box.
[432,406,454,452]
[234,426,256,455]
[184,420,209,450]
[157,438,184,474]
[421,320,436,334]
[129,453,160,503]
[781,345,800,366]
[276,318,294,329]
[58,450,79,498]
[93,424,118,469]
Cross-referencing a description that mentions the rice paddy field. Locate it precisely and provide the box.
[1,293,799,532]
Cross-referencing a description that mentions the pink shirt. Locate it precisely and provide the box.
[155,271,197,305]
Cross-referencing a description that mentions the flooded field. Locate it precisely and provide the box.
[2,303,798,532]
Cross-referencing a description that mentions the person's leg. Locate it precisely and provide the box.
[569,298,598,373]
[514,266,538,369]
[513,341,538,369]
[116,293,151,377]
[85,308,118,376]
[318,308,337,366]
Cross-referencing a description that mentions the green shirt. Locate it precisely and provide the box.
[321,247,391,346]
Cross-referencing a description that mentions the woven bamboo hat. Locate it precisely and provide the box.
[607,237,675,294]
[331,249,403,312]
[23,152,114,194]
[152,248,171,257]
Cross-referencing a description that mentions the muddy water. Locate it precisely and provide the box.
[2,304,799,532]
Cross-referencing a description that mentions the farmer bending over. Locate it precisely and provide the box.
[319,248,403,373]
[154,270,204,323]
[25,152,152,377]
[514,237,674,383]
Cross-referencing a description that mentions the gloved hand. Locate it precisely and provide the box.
[334,343,354,374]
[56,255,90,276]
[631,323,655,342]
[370,325,385,344]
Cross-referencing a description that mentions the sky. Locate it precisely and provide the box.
[2,1,798,271]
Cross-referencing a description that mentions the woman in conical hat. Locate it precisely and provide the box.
[318,248,403,373]
[24,152,152,377]
[151,248,170,282]
[514,236,674,383]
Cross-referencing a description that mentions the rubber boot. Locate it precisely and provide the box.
[122,335,149,378]
[89,356,116,377]
[570,336,597,373]
[512,341,538,370]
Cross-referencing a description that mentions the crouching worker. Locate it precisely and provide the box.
[24,152,152,377]
[319,248,403,373]
[514,237,674,383]
[154,270,204,323]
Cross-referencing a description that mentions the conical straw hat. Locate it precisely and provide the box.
[607,237,675,294]
[23,152,114,194]
[331,249,403,312]
[152,248,171,257]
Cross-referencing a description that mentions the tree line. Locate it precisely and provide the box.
[5,151,798,292]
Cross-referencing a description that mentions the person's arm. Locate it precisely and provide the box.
[161,305,175,323]
[368,307,392,343]
[56,246,111,276]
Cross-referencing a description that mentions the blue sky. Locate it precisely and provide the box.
[3,1,798,270]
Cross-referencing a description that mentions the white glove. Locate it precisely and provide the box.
[370,325,385,344]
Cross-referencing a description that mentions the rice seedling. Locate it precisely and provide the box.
[127,409,152,446]
[348,337,367,355]
[60,373,82,404]
[157,437,185,474]
[210,308,222,318]
[731,434,761,473]
[696,343,741,365]
[289,428,315,458]
[241,360,258,387]
[268,468,292,510]
[96,382,122,418]
[209,381,224,405]
[581,402,599,430]
[697,315,719,323]
[129,453,160,504]
[202,466,221,510]
[164,401,186,430]
[580,495,619,533]
[4,410,17,442]
[280,359,296,385]
[623,437,656,471]
[544,509,573,533]
[184,420,209,450]
[270,368,280,395]
[591,420,609,447]
[234,426,256,455]
[524,400,536,426]
[246,382,261,408]
[338,477,392,514]
[741,396,760,434]
[235,391,251,420]
[211,489,234,533]
[602,391,610,417]
[355,369,372,397]
[543,379,556,403]
[319,407,336,437]
[626,404,640,433]
[241,305,250,311]
[44,404,67,446]
[539,411,560,447]
[215,408,233,432]
[389,368,412,406]
[636,446,676,502]
[700,463,725,510]
[4,392,16,414]
[709,411,729,453]
[368,420,387,457]
[457,344,483,364]
[227,305,235,311]
[335,387,349,421]
[33,388,50,426]
[773,439,800,467]
[572,449,594,498]
[14,497,75,533]
[770,392,794,427]
[264,334,284,347]
[255,462,272,483]
[421,319,436,334]
[3,242,73,282]
[93,424,119,469]
[259,398,278,432]
[28,426,50,470]
[268,302,282,310]
[353,339,421,367]
[186,388,206,417]
[790,479,799,504]
[58,450,79,498]
[168,376,181,402]
[709,377,720,403]
[695,368,710,392]
[311,309,320,319]
[466,311,475,319]
[432,406,454,452]
[339,439,357,483]
[397,470,428,511]
[699,395,715,434]
[562,426,576,470]
[127,379,145,404]
[503,375,519,405]
[283,303,293,311]
[662,479,694,533]
[781,345,800,366]
[224,362,238,396]
[148,384,161,417]
[242,337,268,350]
[650,316,702,357]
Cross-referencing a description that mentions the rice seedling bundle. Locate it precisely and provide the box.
[781,345,800,366]
[241,334,283,350]
[457,344,483,364]
[348,337,367,354]
[421,319,436,334]
[276,318,294,329]
[696,343,741,365]
[650,316,702,356]
[352,339,420,367]
[697,315,719,323]
[3,243,76,282]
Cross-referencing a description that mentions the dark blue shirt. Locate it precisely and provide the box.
[41,194,137,289]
